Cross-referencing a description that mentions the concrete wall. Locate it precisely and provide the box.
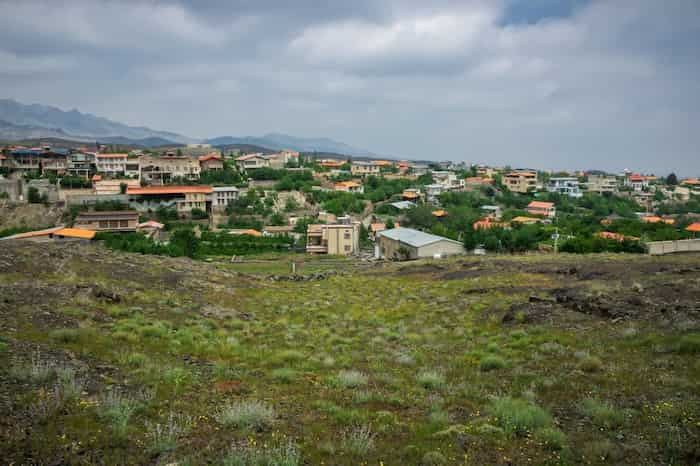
[377,236,465,260]
[647,239,700,255]
[416,240,466,258]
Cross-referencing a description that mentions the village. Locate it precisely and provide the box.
[1,142,699,260]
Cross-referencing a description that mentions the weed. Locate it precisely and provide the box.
[489,397,552,436]
[332,370,369,389]
[479,355,507,372]
[422,451,448,465]
[676,334,700,354]
[577,355,603,372]
[120,351,148,368]
[342,425,374,456]
[535,427,567,451]
[11,350,54,383]
[223,440,301,466]
[428,408,450,430]
[271,367,298,383]
[578,398,628,429]
[146,411,191,455]
[216,400,275,431]
[99,390,138,439]
[416,370,445,390]
[49,328,80,343]
[275,349,305,365]
[55,367,84,402]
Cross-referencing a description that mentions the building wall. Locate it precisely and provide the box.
[377,237,465,260]
[647,239,700,255]
[75,217,138,232]
[324,225,360,255]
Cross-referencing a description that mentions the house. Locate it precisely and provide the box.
[229,229,262,237]
[235,153,269,171]
[211,186,240,210]
[476,165,498,178]
[0,226,95,243]
[625,174,655,191]
[319,159,347,169]
[124,154,140,178]
[686,223,700,236]
[351,161,380,177]
[481,205,502,220]
[547,177,582,198]
[74,210,140,232]
[67,152,95,179]
[511,216,543,225]
[127,185,212,215]
[199,153,224,171]
[306,219,361,255]
[641,216,674,225]
[376,227,465,260]
[504,171,537,193]
[526,201,556,218]
[425,184,447,203]
[95,153,128,177]
[464,176,494,191]
[596,231,639,242]
[473,218,509,230]
[432,171,465,191]
[586,175,618,194]
[266,150,300,169]
[432,210,448,217]
[334,181,364,194]
[139,153,201,184]
[93,178,140,196]
[136,220,164,240]
[369,222,399,241]
[9,147,69,175]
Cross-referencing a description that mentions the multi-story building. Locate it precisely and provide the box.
[504,171,537,193]
[547,177,582,198]
[127,185,212,215]
[67,152,95,179]
[139,153,201,184]
[199,153,224,171]
[9,147,69,175]
[625,174,655,192]
[235,153,269,171]
[586,174,618,194]
[425,184,447,203]
[266,150,300,169]
[74,210,139,232]
[333,181,364,194]
[95,153,128,177]
[351,161,380,177]
[125,155,140,178]
[306,218,361,255]
[432,171,465,191]
[211,186,240,210]
[93,178,140,195]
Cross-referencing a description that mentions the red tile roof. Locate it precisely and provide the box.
[199,153,222,162]
[97,153,128,159]
[686,223,700,233]
[527,201,555,209]
[127,185,213,195]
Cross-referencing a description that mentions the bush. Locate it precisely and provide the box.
[578,398,628,429]
[216,400,275,431]
[342,425,374,456]
[332,370,369,389]
[577,355,603,372]
[480,355,507,372]
[416,370,445,390]
[489,397,552,436]
[422,451,448,465]
[223,440,301,466]
[49,328,80,343]
[535,427,567,451]
[271,367,298,384]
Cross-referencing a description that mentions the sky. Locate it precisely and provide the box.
[0,0,699,175]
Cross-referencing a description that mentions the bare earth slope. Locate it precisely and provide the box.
[1,242,699,465]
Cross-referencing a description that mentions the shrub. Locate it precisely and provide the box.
[416,370,445,390]
[479,355,507,372]
[578,398,628,429]
[271,367,298,384]
[422,451,448,465]
[146,412,191,455]
[489,397,552,436]
[11,351,54,383]
[223,440,301,466]
[428,409,450,430]
[275,349,305,365]
[332,370,369,389]
[99,391,138,439]
[676,333,700,354]
[49,328,80,343]
[121,352,148,368]
[577,355,603,373]
[535,427,567,451]
[342,425,374,456]
[216,400,275,431]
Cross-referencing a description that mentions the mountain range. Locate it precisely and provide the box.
[0,99,376,156]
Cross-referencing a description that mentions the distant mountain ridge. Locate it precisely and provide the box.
[0,99,378,156]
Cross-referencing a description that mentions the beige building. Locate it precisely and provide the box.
[376,227,465,260]
[306,220,361,255]
[139,154,201,184]
[74,210,139,232]
[504,171,537,193]
[127,185,212,215]
[587,174,618,194]
[266,150,300,169]
[235,153,269,170]
[351,161,380,177]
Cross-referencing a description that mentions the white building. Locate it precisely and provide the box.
[586,175,618,194]
[547,177,582,198]
[432,171,465,191]
[95,153,128,177]
[425,184,447,203]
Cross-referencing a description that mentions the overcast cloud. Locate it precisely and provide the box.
[0,0,698,175]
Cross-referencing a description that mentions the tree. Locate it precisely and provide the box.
[386,218,395,229]
[666,173,678,185]
[119,182,127,194]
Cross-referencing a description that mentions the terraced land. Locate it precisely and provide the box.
[1,242,699,465]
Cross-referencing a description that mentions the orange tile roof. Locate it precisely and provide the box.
[4,226,64,239]
[528,201,555,209]
[199,153,222,162]
[432,210,447,217]
[682,178,700,186]
[236,153,263,161]
[319,159,346,167]
[596,231,639,241]
[372,160,393,166]
[97,153,128,159]
[370,222,399,232]
[229,229,262,237]
[402,191,419,199]
[641,216,674,224]
[127,185,213,195]
[511,216,541,224]
[506,171,536,178]
[55,228,96,239]
[686,223,700,233]
[335,181,361,189]
[473,219,507,230]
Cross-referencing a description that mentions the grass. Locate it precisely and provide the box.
[49,328,80,343]
[416,370,445,390]
[489,397,552,436]
[479,355,507,372]
[342,425,374,456]
[223,440,301,466]
[271,367,298,383]
[216,400,275,431]
[578,398,629,429]
[331,370,369,389]
[146,412,191,455]
[676,333,700,354]
[534,427,567,451]
[577,355,604,372]
[98,391,138,439]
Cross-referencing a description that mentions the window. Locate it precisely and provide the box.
[344,232,351,240]
[344,245,351,252]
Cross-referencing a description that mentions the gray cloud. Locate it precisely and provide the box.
[0,0,698,175]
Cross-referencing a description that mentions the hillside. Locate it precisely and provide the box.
[1,243,699,464]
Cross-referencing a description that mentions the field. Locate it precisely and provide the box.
[1,242,699,465]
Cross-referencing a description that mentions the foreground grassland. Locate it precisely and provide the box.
[1,243,699,465]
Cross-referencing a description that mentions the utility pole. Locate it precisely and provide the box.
[554,227,559,254]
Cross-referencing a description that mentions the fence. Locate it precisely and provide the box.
[646,239,700,255]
